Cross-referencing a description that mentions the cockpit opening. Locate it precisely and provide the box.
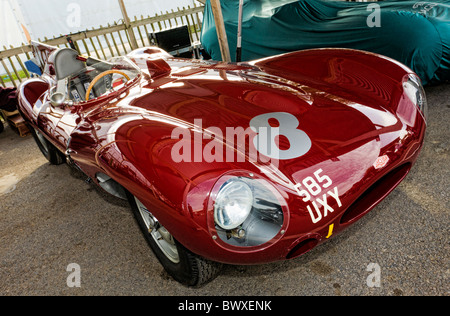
[49,48,141,104]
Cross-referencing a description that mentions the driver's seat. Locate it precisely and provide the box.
[52,48,89,102]
[53,48,86,81]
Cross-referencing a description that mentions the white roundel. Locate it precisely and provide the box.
[250,112,312,160]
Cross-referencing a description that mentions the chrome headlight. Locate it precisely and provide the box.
[403,74,428,121]
[212,176,285,247]
[214,180,253,230]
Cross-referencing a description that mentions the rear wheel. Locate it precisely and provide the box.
[127,192,223,287]
[30,127,65,165]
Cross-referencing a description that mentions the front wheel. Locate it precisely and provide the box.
[30,127,66,165]
[127,192,223,287]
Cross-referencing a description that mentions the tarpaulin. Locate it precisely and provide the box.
[0,87,18,112]
[201,0,450,85]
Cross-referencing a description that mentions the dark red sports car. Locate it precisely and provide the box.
[18,42,427,286]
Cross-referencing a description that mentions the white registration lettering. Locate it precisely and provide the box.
[295,170,342,224]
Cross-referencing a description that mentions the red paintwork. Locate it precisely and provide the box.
[18,47,426,265]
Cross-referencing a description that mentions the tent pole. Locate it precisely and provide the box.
[118,0,139,50]
[210,0,231,62]
[236,0,244,62]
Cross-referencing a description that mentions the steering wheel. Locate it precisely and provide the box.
[85,70,131,101]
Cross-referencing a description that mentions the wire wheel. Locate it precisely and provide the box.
[134,197,180,264]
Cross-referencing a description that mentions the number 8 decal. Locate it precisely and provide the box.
[250,112,312,160]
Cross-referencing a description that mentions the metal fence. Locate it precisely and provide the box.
[0,4,204,88]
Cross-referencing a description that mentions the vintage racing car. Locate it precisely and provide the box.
[17,42,427,286]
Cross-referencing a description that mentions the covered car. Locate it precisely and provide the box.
[201,0,450,85]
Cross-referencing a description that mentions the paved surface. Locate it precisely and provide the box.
[0,84,448,296]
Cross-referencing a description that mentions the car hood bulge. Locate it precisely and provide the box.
[120,69,404,183]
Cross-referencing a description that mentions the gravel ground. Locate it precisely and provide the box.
[0,84,448,296]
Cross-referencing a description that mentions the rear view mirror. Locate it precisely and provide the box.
[50,92,67,107]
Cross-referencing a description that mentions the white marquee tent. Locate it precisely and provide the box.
[0,0,198,47]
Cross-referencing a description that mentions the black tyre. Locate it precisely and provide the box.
[0,120,4,134]
[30,127,66,165]
[127,191,223,287]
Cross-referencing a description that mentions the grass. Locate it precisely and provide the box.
[1,70,28,83]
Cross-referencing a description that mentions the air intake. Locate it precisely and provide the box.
[340,163,412,225]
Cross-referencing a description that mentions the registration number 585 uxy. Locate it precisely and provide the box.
[294,169,342,224]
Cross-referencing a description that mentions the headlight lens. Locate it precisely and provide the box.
[212,176,285,247]
[403,74,428,121]
[214,180,253,230]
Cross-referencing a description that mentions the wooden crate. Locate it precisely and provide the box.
[0,109,30,137]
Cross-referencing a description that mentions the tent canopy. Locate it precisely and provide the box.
[0,0,197,47]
